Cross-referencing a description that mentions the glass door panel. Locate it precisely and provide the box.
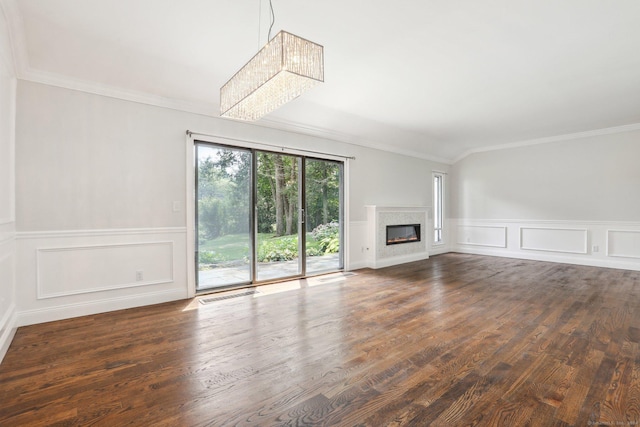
[305,159,344,274]
[255,152,302,281]
[195,144,252,290]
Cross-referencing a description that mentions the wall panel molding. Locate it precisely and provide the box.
[607,229,640,259]
[457,225,507,248]
[36,241,174,299]
[451,218,640,272]
[520,227,588,254]
[15,227,188,326]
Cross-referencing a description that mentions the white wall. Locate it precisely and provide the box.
[14,80,449,326]
[450,129,640,270]
[0,4,18,363]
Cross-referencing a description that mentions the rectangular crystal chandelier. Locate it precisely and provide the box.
[220,30,324,121]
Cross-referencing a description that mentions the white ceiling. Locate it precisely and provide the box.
[3,0,640,162]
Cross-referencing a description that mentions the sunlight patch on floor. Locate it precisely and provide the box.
[183,272,356,311]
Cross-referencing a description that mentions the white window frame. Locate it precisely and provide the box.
[433,172,444,245]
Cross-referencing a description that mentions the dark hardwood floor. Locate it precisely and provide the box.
[2,253,640,426]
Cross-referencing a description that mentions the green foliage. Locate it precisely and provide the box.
[255,233,331,262]
[196,147,342,264]
[311,222,340,254]
[257,235,298,262]
[198,250,225,265]
[321,236,340,254]
[199,230,338,268]
[305,159,340,230]
[198,233,252,270]
[199,234,250,260]
[305,245,324,257]
[197,147,251,239]
[311,221,339,241]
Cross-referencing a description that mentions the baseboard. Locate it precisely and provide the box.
[0,303,17,364]
[346,261,369,271]
[430,245,450,256]
[348,249,448,270]
[454,246,640,272]
[370,252,430,269]
[16,288,187,327]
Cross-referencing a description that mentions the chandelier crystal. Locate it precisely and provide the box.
[220,30,324,121]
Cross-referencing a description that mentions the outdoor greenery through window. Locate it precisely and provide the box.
[433,172,444,244]
[195,142,343,290]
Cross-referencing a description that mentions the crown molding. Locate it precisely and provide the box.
[453,122,640,164]
[21,67,218,117]
[258,116,453,165]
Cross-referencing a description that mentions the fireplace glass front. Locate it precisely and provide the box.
[386,224,421,245]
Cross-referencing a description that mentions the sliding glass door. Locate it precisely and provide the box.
[195,142,343,291]
[195,145,252,290]
[256,152,302,281]
[305,158,343,274]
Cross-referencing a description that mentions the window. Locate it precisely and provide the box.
[433,172,444,244]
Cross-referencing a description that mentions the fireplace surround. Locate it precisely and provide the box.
[366,206,430,269]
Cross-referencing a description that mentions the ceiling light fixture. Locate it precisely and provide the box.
[220,1,324,121]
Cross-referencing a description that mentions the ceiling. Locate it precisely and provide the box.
[3,0,640,163]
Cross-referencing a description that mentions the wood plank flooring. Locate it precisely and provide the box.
[3,253,640,426]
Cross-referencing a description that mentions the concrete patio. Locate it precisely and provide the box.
[197,253,341,290]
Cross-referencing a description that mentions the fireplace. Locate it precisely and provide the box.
[386,224,421,245]
[365,205,429,269]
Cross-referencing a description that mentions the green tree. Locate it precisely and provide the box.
[305,159,340,230]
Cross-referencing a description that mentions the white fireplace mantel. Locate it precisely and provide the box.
[365,205,430,269]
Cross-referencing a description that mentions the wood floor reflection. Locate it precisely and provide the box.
[2,253,640,426]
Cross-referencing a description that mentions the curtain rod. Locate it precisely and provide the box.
[186,130,356,160]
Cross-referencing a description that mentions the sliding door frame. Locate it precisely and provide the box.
[186,132,350,297]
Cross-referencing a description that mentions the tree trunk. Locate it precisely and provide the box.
[322,166,329,224]
[284,160,297,235]
[274,155,285,236]
[286,198,294,235]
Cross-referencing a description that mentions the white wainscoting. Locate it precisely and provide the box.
[452,219,640,272]
[37,241,174,299]
[607,230,640,259]
[520,227,588,254]
[0,236,17,364]
[0,300,16,364]
[457,225,507,248]
[16,227,188,326]
[347,221,369,270]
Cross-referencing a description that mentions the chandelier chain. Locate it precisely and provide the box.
[268,0,275,41]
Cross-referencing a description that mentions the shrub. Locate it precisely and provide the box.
[198,250,229,269]
[305,245,323,257]
[257,235,298,262]
[311,222,340,254]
